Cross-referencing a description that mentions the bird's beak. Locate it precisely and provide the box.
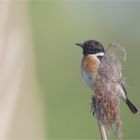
[75,43,84,48]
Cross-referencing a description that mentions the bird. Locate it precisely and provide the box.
[76,40,138,114]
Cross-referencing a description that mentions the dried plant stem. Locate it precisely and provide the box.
[97,119,107,140]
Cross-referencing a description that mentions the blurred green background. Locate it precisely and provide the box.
[29,1,140,139]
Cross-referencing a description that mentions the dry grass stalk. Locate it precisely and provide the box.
[91,45,125,139]
[97,119,107,140]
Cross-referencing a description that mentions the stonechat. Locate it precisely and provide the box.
[76,40,138,114]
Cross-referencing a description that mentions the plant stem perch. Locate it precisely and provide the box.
[97,119,107,140]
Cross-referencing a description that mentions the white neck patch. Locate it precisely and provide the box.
[94,52,104,57]
[88,52,104,57]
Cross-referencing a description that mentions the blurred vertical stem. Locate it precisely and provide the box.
[0,1,10,64]
[0,1,46,138]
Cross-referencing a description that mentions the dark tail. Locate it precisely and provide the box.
[125,98,138,114]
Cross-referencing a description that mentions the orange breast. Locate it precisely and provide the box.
[81,55,100,75]
[81,55,100,90]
